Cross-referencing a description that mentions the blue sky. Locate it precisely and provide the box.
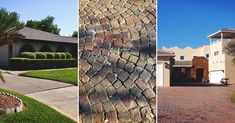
[0,0,77,36]
[159,0,235,48]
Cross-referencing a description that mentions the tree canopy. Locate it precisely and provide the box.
[0,8,24,46]
[72,31,78,37]
[25,16,61,35]
[225,41,235,63]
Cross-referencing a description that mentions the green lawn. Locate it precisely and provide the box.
[19,68,77,85]
[231,91,235,103]
[0,89,76,123]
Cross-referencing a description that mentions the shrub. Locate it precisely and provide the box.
[20,52,36,59]
[65,52,72,59]
[9,58,77,70]
[44,52,55,59]
[35,52,47,59]
[60,53,67,59]
[54,53,61,59]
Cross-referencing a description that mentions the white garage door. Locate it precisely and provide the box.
[210,71,224,83]
[157,62,163,86]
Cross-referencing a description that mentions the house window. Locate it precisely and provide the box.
[180,56,184,60]
[193,56,197,59]
[214,51,219,56]
[206,54,209,58]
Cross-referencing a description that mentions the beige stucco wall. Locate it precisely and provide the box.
[158,56,172,87]
[164,46,210,61]
[0,44,9,65]
[209,40,226,72]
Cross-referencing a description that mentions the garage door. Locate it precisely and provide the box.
[210,71,224,83]
[157,62,163,86]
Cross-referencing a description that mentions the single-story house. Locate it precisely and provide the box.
[157,50,175,87]
[0,27,77,65]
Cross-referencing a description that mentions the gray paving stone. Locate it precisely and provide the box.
[89,92,100,105]
[118,111,131,122]
[124,62,135,73]
[101,79,112,87]
[87,54,97,64]
[103,101,115,113]
[123,79,135,90]
[136,96,148,107]
[95,83,104,93]
[98,90,109,102]
[140,70,151,82]
[108,54,119,64]
[81,51,91,59]
[106,85,116,97]
[117,86,128,98]
[113,80,122,89]
[117,71,129,82]
[143,88,155,100]
[129,55,139,63]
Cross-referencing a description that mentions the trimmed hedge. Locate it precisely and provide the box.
[60,53,67,59]
[65,53,72,59]
[44,52,55,59]
[55,53,62,59]
[19,52,73,60]
[20,52,36,59]
[10,58,77,70]
[35,52,47,59]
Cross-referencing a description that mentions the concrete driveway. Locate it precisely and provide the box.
[158,84,235,123]
[0,72,77,121]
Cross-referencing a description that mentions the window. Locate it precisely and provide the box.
[180,56,184,60]
[214,51,219,56]
[19,44,35,53]
[206,54,209,58]
[193,56,197,59]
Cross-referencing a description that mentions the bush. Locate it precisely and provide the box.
[10,58,77,70]
[35,52,47,59]
[65,52,72,59]
[54,53,61,59]
[60,53,67,59]
[20,52,36,59]
[44,52,55,59]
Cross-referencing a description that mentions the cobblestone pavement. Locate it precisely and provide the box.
[158,85,235,123]
[79,0,156,122]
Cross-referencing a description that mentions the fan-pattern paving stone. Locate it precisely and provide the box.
[79,0,156,122]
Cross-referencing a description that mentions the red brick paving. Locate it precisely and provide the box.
[158,85,235,123]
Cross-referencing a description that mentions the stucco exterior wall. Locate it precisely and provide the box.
[209,40,226,72]
[158,56,172,87]
[164,46,210,61]
[0,44,9,65]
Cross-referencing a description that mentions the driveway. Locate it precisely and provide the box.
[158,84,235,123]
[0,72,77,121]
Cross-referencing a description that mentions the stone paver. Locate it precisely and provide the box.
[158,85,235,123]
[79,0,156,122]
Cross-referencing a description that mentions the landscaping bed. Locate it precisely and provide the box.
[231,91,235,103]
[19,68,77,85]
[0,89,76,123]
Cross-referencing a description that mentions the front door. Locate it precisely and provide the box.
[196,68,204,82]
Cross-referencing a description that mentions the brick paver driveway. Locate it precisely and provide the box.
[79,0,156,122]
[158,84,235,123]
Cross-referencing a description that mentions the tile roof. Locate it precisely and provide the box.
[14,27,77,44]
[157,50,175,57]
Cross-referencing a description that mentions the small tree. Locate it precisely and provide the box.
[0,8,24,82]
[224,41,235,63]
